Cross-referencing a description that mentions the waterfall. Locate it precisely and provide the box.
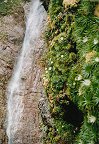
[7,0,47,143]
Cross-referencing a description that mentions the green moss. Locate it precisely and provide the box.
[44,0,99,143]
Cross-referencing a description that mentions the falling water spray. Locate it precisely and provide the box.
[7,0,47,143]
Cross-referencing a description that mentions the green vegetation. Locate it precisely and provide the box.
[0,0,28,15]
[0,0,22,15]
[44,0,99,143]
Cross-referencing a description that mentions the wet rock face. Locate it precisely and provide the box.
[0,7,24,143]
[0,2,49,144]
[6,2,48,142]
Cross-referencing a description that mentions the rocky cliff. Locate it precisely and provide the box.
[0,1,51,143]
[0,3,25,143]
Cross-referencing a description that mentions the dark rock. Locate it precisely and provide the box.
[41,0,50,11]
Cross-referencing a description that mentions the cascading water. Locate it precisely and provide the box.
[7,0,47,143]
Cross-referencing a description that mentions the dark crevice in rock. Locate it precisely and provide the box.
[56,95,84,128]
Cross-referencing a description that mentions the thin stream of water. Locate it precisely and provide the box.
[7,0,47,143]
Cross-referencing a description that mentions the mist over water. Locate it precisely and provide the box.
[7,0,47,143]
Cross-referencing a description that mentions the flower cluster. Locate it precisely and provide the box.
[88,115,96,123]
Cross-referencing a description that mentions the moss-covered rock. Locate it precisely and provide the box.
[44,0,99,143]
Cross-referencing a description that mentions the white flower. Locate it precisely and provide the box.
[94,38,98,45]
[62,125,64,128]
[51,61,53,64]
[46,70,48,73]
[60,37,64,41]
[78,88,82,96]
[45,68,47,70]
[49,67,52,71]
[78,140,83,144]
[61,55,64,58]
[95,57,99,62]
[83,37,88,43]
[78,75,82,80]
[73,82,76,86]
[83,79,91,86]
[4,0,7,3]
[75,75,82,81]
[88,115,96,123]
[43,77,45,80]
